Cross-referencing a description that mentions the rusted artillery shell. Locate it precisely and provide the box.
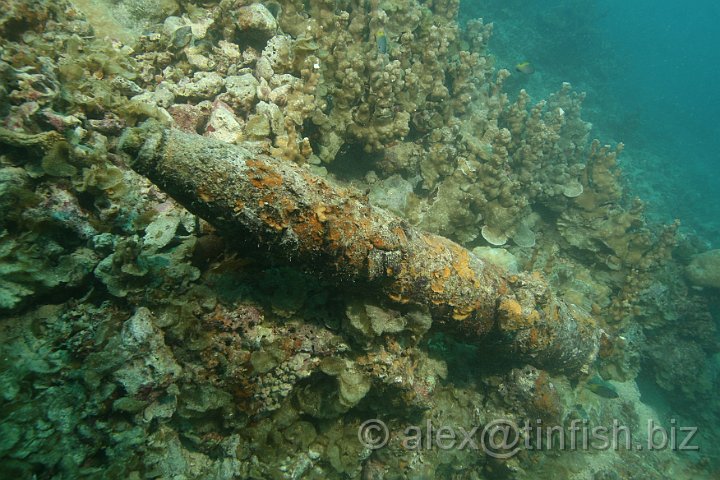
[120,121,598,374]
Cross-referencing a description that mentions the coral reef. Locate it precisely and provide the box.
[0,0,717,479]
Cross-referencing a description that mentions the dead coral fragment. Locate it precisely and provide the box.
[481,225,508,246]
[511,221,536,248]
[0,126,63,150]
[562,180,584,198]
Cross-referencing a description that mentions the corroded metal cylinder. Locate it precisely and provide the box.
[120,121,598,374]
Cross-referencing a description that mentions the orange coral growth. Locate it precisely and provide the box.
[452,307,472,321]
[314,203,328,222]
[430,277,445,294]
[197,186,214,203]
[247,159,284,189]
[452,247,478,282]
[499,298,523,319]
[258,211,286,231]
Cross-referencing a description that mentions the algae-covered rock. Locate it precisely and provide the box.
[295,376,342,419]
[296,359,371,419]
[222,74,260,112]
[95,233,199,298]
[686,249,720,288]
[0,230,99,311]
[172,71,224,99]
[337,369,371,409]
[245,113,271,138]
[143,212,181,250]
[368,174,414,216]
[178,384,231,415]
[76,164,127,198]
[325,422,369,476]
[0,277,34,310]
[250,349,279,374]
[113,308,181,396]
[345,301,406,338]
[73,0,179,44]
[236,3,277,38]
[0,167,36,224]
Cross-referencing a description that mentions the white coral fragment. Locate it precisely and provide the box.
[481,225,508,246]
[562,180,584,198]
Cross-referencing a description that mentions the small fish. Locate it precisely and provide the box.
[573,403,590,421]
[375,29,388,54]
[515,62,535,74]
[586,374,619,399]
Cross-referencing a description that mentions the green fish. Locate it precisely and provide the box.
[515,61,535,74]
[585,374,619,399]
[375,29,388,54]
[571,403,590,421]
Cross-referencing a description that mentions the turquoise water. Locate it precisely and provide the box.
[1,1,719,478]
[457,2,720,474]
[462,0,720,245]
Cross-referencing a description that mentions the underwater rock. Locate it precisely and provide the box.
[296,359,371,419]
[686,249,720,288]
[255,100,284,136]
[0,185,99,310]
[261,35,294,72]
[168,102,210,132]
[113,307,182,396]
[498,366,564,423]
[221,73,259,112]
[367,174,414,216]
[163,16,192,49]
[131,82,175,109]
[204,100,244,144]
[236,4,277,38]
[244,112,271,138]
[0,166,33,224]
[143,211,182,250]
[171,71,224,100]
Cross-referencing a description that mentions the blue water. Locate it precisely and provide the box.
[461,0,720,245]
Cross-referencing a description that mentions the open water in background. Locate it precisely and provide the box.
[462,0,720,245]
